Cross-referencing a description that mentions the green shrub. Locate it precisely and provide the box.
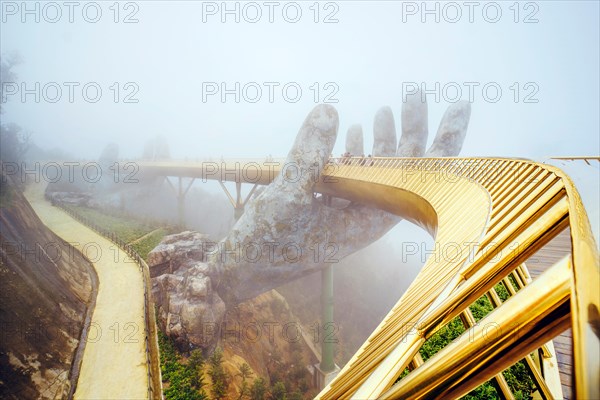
[250,378,267,400]
[208,347,229,400]
[131,228,168,260]
[270,381,287,400]
[158,331,207,400]
[396,282,536,399]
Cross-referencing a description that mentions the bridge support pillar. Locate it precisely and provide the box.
[234,181,244,220]
[314,264,340,389]
[177,192,185,228]
[164,176,195,228]
[219,180,258,221]
[314,361,340,391]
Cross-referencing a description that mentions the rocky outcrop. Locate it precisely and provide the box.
[218,290,320,399]
[0,175,95,399]
[44,178,90,204]
[45,191,91,206]
[149,231,225,352]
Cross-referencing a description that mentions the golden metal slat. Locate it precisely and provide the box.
[462,194,568,280]
[489,168,549,223]
[525,353,555,400]
[419,200,569,338]
[482,160,512,194]
[379,256,572,400]
[460,308,516,400]
[486,161,521,198]
[484,178,562,246]
[483,266,557,400]
[502,276,518,296]
[491,164,538,211]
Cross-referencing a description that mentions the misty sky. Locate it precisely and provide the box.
[1,1,598,160]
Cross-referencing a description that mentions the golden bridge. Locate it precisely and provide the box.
[134,156,598,399]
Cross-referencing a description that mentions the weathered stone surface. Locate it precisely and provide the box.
[147,231,209,271]
[149,231,225,351]
[425,100,471,157]
[150,99,472,350]
[373,106,397,156]
[46,191,91,206]
[399,90,428,157]
[346,124,364,155]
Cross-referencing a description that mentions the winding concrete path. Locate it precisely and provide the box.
[25,185,148,399]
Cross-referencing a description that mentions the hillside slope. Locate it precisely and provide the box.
[0,177,95,399]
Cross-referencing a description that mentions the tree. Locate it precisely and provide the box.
[208,347,229,400]
[288,391,303,400]
[0,123,30,164]
[1,123,30,199]
[158,332,207,400]
[270,381,287,400]
[237,363,253,400]
[0,53,22,114]
[98,142,119,168]
[250,378,267,400]
[289,340,306,381]
[0,54,29,169]
[188,349,205,390]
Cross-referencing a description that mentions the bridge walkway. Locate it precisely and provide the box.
[24,184,149,399]
[527,228,574,399]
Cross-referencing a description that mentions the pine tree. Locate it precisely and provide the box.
[188,349,205,390]
[237,363,253,399]
[250,377,267,400]
[270,381,287,400]
[208,347,229,400]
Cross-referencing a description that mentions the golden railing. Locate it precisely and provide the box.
[133,156,598,399]
[313,157,598,400]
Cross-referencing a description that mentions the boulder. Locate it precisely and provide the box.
[149,231,225,352]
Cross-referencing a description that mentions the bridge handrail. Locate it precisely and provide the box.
[311,157,598,399]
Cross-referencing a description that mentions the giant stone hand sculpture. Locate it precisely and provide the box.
[150,90,471,351]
